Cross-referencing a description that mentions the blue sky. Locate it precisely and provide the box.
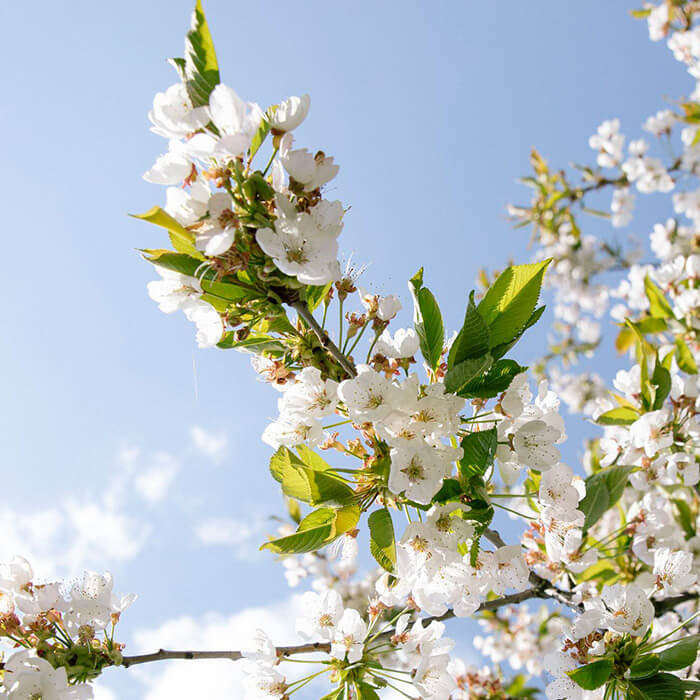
[0,1,691,697]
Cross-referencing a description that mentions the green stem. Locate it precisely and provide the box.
[262,146,279,177]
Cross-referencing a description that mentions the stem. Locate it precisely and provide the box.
[492,502,536,520]
[346,322,369,357]
[291,301,357,378]
[262,146,279,177]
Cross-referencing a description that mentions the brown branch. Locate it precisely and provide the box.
[121,641,331,668]
[291,300,357,379]
[653,592,700,616]
[113,586,700,670]
[484,527,583,612]
[118,588,546,670]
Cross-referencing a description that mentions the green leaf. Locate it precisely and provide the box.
[578,558,619,583]
[356,683,381,700]
[305,282,332,312]
[658,637,699,671]
[675,337,698,374]
[295,445,332,471]
[261,505,359,554]
[645,275,674,319]
[269,447,356,507]
[635,317,668,334]
[432,478,464,504]
[579,465,635,532]
[632,673,684,700]
[444,354,493,396]
[142,250,202,277]
[630,654,661,679]
[672,499,696,538]
[262,508,334,554]
[368,508,396,572]
[596,406,640,426]
[216,333,285,353]
[131,206,203,259]
[477,260,550,347]
[490,305,546,360]
[457,359,526,399]
[249,109,273,160]
[459,428,497,478]
[448,291,490,367]
[409,269,445,371]
[567,658,613,690]
[651,359,671,410]
[184,0,220,108]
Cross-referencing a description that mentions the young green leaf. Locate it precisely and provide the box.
[248,107,276,160]
[477,260,550,347]
[675,337,698,374]
[629,654,661,679]
[567,658,613,690]
[142,250,203,277]
[596,406,640,426]
[131,206,204,258]
[651,359,671,410]
[216,333,285,354]
[456,359,526,399]
[409,269,445,371]
[184,0,220,108]
[262,505,360,554]
[632,672,684,700]
[368,508,396,572]
[459,428,497,478]
[261,508,335,554]
[448,291,490,367]
[490,305,546,360]
[644,275,674,319]
[658,637,699,671]
[444,355,493,396]
[432,478,464,504]
[269,447,356,507]
[579,465,634,532]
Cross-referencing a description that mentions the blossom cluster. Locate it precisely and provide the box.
[0,556,133,698]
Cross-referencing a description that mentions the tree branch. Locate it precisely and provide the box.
[117,587,700,671]
[653,592,700,616]
[121,641,332,668]
[484,527,583,612]
[118,587,546,670]
[291,300,357,378]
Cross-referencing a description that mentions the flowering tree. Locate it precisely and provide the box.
[1,2,699,699]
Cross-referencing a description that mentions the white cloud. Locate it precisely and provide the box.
[133,452,180,504]
[130,599,318,700]
[0,445,183,578]
[194,517,255,547]
[190,425,228,464]
[92,684,117,700]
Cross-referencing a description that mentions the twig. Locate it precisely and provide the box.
[653,592,700,616]
[121,641,332,668]
[291,300,357,378]
[484,527,583,612]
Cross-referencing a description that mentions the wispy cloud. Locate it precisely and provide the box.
[194,517,256,548]
[189,425,228,464]
[133,452,180,504]
[129,600,305,700]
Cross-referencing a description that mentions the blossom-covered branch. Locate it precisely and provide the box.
[3,2,699,699]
